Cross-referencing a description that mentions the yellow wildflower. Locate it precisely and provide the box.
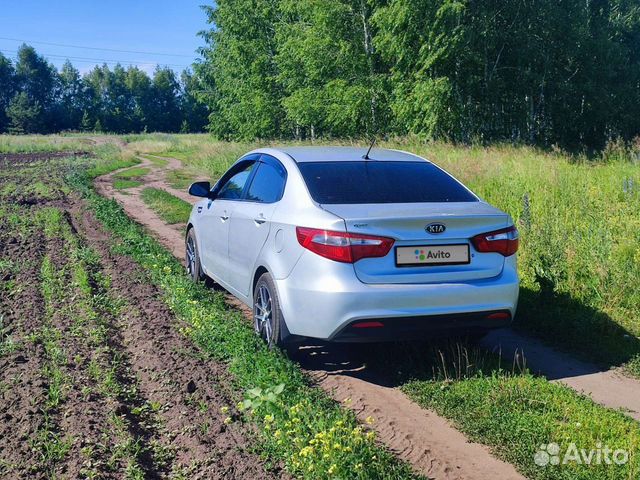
[299,446,314,457]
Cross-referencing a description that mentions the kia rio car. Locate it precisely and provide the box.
[186,147,519,347]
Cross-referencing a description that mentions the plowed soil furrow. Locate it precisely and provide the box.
[0,227,48,478]
[70,203,283,479]
[43,213,171,478]
[0,153,284,479]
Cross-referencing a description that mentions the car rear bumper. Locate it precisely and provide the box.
[330,310,511,342]
[275,253,519,341]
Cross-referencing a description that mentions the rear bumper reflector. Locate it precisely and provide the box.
[486,312,511,320]
[351,321,385,328]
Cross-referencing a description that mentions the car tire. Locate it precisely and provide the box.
[185,228,205,282]
[253,272,286,349]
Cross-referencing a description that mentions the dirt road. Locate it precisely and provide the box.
[95,152,640,479]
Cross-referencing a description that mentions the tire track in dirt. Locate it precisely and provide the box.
[481,329,640,421]
[94,155,196,259]
[95,155,525,479]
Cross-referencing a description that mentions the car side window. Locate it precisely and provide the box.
[245,157,287,203]
[217,162,255,200]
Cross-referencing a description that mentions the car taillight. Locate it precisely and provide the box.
[296,227,395,263]
[471,225,519,257]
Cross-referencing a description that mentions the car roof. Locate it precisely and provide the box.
[271,146,429,163]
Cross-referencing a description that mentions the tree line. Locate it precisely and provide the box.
[0,44,208,134]
[195,0,640,149]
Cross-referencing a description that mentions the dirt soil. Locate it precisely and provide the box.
[71,203,282,479]
[0,153,284,479]
[0,220,49,476]
[0,151,89,166]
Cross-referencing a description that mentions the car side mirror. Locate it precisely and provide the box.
[188,181,212,198]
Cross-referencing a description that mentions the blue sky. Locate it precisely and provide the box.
[0,0,209,74]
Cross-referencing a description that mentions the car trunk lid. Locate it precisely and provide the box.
[322,202,510,284]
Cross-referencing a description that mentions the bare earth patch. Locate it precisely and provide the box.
[0,153,283,479]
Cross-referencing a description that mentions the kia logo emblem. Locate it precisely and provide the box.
[425,223,446,234]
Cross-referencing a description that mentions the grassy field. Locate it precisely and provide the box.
[0,134,92,153]
[2,134,639,480]
[140,187,192,224]
[79,140,640,480]
[121,134,640,376]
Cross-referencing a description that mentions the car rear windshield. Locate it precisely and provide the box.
[297,161,478,204]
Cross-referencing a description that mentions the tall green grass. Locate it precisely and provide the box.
[411,141,640,371]
[0,134,90,153]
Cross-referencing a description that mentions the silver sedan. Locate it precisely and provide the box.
[186,146,519,347]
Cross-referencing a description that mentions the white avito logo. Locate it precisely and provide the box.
[534,443,561,467]
[534,442,629,467]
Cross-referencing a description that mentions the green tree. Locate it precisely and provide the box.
[197,0,284,139]
[179,69,209,133]
[80,110,92,132]
[0,53,16,132]
[149,67,181,132]
[125,66,153,131]
[372,0,640,147]
[54,60,86,130]
[276,0,386,138]
[13,44,57,132]
[6,91,43,133]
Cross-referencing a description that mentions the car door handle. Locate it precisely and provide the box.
[254,214,266,225]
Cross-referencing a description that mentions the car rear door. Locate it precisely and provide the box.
[226,155,287,297]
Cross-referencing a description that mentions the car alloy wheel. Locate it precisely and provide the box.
[186,235,197,277]
[254,284,273,342]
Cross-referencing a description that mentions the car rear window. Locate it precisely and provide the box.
[297,161,478,204]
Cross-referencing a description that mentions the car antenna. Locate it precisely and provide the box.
[362,136,376,160]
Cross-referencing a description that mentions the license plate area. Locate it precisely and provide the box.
[396,244,470,267]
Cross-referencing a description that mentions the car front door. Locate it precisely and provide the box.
[199,158,257,285]
[226,155,287,298]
